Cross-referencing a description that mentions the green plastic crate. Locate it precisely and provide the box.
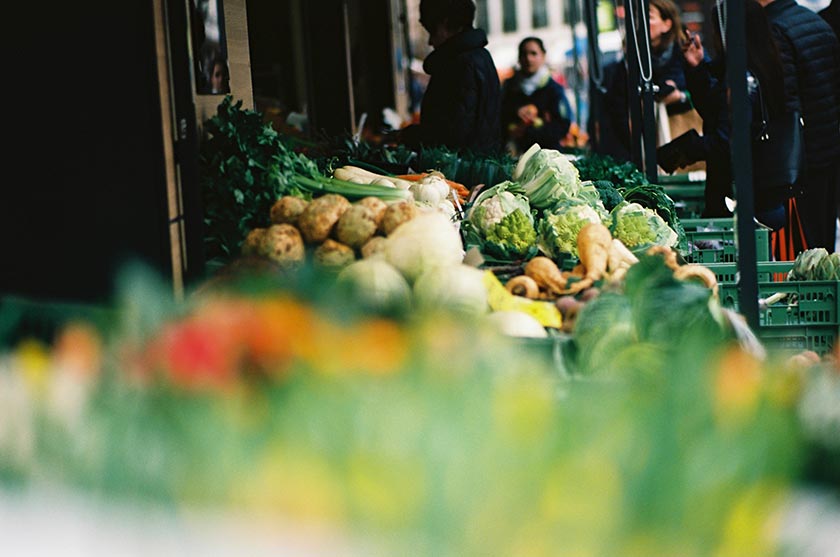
[662,182,705,220]
[705,261,792,285]
[716,271,839,354]
[683,228,770,264]
[681,218,735,231]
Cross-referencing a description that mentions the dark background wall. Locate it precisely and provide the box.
[2,1,171,303]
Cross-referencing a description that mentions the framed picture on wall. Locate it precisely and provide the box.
[190,0,230,95]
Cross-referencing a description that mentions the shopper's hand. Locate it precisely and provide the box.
[661,80,685,105]
[681,30,704,67]
[517,104,539,125]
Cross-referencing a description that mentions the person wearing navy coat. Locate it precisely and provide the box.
[400,0,501,154]
[759,0,840,250]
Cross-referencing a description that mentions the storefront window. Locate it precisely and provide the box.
[503,0,517,32]
[476,0,489,32]
[532,0,549,28]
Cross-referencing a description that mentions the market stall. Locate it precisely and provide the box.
[2,93,839,556]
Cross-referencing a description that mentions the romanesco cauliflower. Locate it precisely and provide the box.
[485,210,538,255]
[537,202,608,258]
[610,202,678,250]
[465,182,537,259]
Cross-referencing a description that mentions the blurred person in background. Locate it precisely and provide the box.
[398,0,501,154]
[500,36,573,154]
[593,0,691,160]
[658,0,791,229]
[648,0,691,111]
[758,0,840,250]
[819,0,840,249]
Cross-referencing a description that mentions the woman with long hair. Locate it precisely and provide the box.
[648,0,690,108]
[658,0,795,229]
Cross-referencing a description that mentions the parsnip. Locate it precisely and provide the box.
[505,275,540,298]
[561,222,612,295]
[524,256,567,296]
[674,264,719,298]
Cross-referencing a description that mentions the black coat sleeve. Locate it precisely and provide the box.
[771,27,802,113]
[425,60,480,149]
[683,61,729,162]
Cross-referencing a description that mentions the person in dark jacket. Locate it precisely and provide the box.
[399,0,501,154]
[590,0,690,160]
[500,37,573,154]
[657,0,791,227]
[758,0,840,250]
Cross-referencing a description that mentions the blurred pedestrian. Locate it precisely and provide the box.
[500,37,573,154]
[398,0,501,154]
[657,0,792,231]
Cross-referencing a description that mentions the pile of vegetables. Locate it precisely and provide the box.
[240,192,459,273]
[200,97,412,264]
[461,145,682,269]
[501,222,719,336]
[573,153,688,253]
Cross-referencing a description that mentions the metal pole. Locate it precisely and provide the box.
[638,0,658,183]
[725,0,759,331]
[584,0,605,152]
[569,0,583,126]
[623,0,644,168]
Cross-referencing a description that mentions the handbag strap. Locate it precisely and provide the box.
[751,73,770,140]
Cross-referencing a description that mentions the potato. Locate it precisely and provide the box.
[355,196,388,226]
[241,228,267,256]
[361,236,388,259]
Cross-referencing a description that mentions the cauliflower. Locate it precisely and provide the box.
[485,210,537,255]
[609,202,678,251]
[512,144,585,208]
[466,182,537,259]
[537,201,607,258]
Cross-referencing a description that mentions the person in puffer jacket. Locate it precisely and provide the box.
[399,0,502,155]
[758,0,840,250]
